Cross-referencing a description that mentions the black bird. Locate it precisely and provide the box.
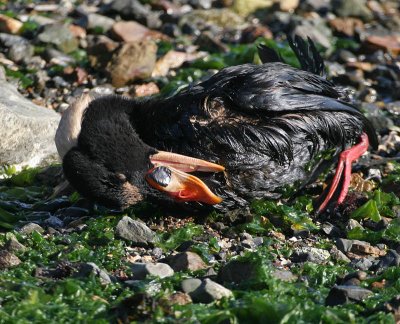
[55,36,377,213]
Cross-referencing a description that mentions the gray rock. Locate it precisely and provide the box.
[292,17,333,49]
[44,216,64,228]
[5,236,26,252]
[166,252,207,272]
[218,259,256,284]
[74,262,112,285]
[350,257,373,271]
[0,65,5,80]
[0,250,21,269]
[292,247,330,264]
[0,81,60,168]
[108,0,161,28]
[43,48,75,66]
[346,219,363,231]
[253,237,264,246]
[332,0,373,21]
[38,23,78,53]
[336,238,354,253]
[130,262,174,280]
[272,269,297,282]
[326,285,373,306]
[86,13,115,32]
[55,207,89,219]
[18,222,45,234]
[182,278,233,303]
[372,250,400,271]
[0,33,34,63]
[115,216,156,247]
[322,222,342,237]
[330,247,351,263]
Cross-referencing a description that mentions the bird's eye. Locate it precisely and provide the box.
[147,166,172,187]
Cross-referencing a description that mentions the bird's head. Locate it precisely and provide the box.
[55,94,224,209]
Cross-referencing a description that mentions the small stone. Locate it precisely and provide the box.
[291,247,330,264]
[330,247,351,263]
[5,236,26,252]
[111,21,166,43]
[38,23,78,53]
[328,17,364,37]
[351,240,385,257]
[218,259,256,284]
[0,250,21,269]
[253,237,264,247]
[278,0,299,11]
[45,216,64,228]
[130,262,174,279]
[364,35,400,56]
[350,258,373,271]
[74,262,112,285]
[336,238,353,252]
[0,14,23,34]
[132,83,159,97]
[371,250,400,272]
[240,25,273,44]
[232,0,274,17]
[0,33,34,63]
[152,50,202,77]
[107,41,157,87]
[166,252,207,272]
[182,278,233,303]
[272,269,297,282]
[86,13,115,32]
[346,219,363,231]
[55,207,89,219]
[326,285,373,306]
[332,0,373,21]
[19,222,45,234]
[168,292,192,305]
[152,247,163,259]
[321,222,341,237]
[115,216,156,247]
[343,278,361,286]
[241,239,255,249]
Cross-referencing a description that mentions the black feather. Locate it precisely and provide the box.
[257,44,285,64]
[287,35,326,76]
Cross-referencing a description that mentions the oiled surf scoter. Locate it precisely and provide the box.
[55,36,377,213]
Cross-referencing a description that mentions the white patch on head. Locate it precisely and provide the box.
[55,94,93,159]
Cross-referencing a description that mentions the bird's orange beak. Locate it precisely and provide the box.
[146,151,224,205]
[146,166,222,205]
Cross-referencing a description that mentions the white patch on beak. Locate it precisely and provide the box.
[55,94,93,159]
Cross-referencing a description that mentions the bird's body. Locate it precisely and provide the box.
[57,37,377,212]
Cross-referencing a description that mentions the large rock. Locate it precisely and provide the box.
[0,81,60,168]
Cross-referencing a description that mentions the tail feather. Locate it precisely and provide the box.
[287,35,326,77]
[258,35,326,77]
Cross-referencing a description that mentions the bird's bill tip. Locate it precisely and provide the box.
[146,166,222,205]
[150,151,225,173]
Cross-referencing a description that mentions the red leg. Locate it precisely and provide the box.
[317,133,369,213]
